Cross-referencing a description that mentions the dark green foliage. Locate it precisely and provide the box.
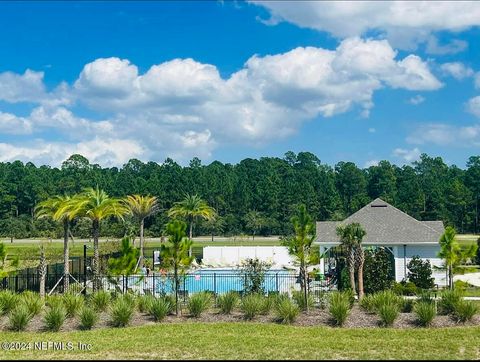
[21,291,43,316]
[238,258,271,295]
[452,300,478,323]
[9,304,32,331]
[110,297,135,327]
[148,298,171,322]
[363,248,394,294]
[292,290,315,311]
[79,307,98,330]
[407,256,434,289]
[63,293,84,318]
[414,301,436,327]
[108,237,139,276]
[44,305,67,332]
[275,298,300,324]
[328,291,352,327]
[138,295,154,313]
[400,299,415,313]
[392,281,418,296]
[187,292,212,318]
[0,291,18,315]
[438,289,463,315]
[217,291,239,314]
[241,294,264,320]
[90,291,111,312]
[0,151,479,240]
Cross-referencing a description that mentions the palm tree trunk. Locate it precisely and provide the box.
[301,262,308,312]
[174,265,179,316]
[356,247,365,300]
[348,247,356,295]
[63,219,70,293]
[139,218,144,267]
[39,245,46,300]
[92,219,100,292]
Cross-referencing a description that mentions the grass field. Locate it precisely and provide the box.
[2,236,282,258]
[1,322,479,360]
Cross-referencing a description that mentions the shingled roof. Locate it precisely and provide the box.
[316,198,444,245]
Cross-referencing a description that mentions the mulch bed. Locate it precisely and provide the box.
[1,304,479,332]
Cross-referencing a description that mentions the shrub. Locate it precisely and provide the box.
[378,302,400,327]
[122,293,137,308]
[392,281,418,296]
[90,291,111,312]
[79,307,98,330]
[44,305,67,332]
[21,291,43,316]
[292,290,315,311]
[371,290,402,312]
[110,298,135,327]
[46,294,64,310]
[238,258,271,294]
[452,300,478,323]
[360,294,376,314]
[407,256,434,289]
[148,298,171,322]
[363,248,395,294]
[400,298,415,313]
[414,301,436,327]
[418,291,435,305]
[138,295,154,313]
[275,298,300,324]
[0,291,18,315]
[63,293,84,318]
[438,289,463,315]
[241,293,264,320]
[260,294,275,315]
[161,294,176,315]
[328,291,351,327]
[187,292,212,318]
[217,291,239,314]
[9,304,32,331]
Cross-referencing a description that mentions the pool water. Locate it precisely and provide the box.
[126,269,298,295]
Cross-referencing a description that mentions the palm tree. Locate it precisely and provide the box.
[336,222,366,298]
[35,194,78,292]
[65,187,129,291]
[125,194,159,267]
[168,194,216,241]
[283,204,316,311]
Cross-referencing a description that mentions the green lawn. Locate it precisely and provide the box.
[1,322,479,360]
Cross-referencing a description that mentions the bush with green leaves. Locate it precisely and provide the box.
[371,290,402,312]
[63,293,84,318]
[138,295,154,313]
[217,291,239,314]
[148,298,171,322]
[328,291,351,327]
[378,302,400,327]
[0,290,18,315]
[438,289,463,315]
[418,291,435,305]
[188,292,212,318]
[400,298,415,313]
[241,293,264,320]
[407,256,434,289]
[79,307,98,330]
[161,294,176,315]
[363,247,395,294]
[9,304,32,331]
[44,305,67,332]
[452,300,478,323]
[414,301,436,327]
[21,291,43,316]
[392,281,418,296]
[46,294,64,310]
[275,298,300,324]
[122,293,137,308]
[292,290,315,311]
[90,290,111,312]
[260,294,275,315]
[110,297,135,328]
[360,294,376,314]
[238,258,271,294]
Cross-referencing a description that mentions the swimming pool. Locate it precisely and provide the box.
[123,269,298,295]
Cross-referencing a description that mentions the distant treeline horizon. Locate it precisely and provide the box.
[0,151,479,239]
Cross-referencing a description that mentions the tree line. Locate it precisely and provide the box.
[0,151,479,239]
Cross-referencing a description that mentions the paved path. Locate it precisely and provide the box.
[454,272,480,287]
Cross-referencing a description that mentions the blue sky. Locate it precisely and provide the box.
[1,1,480,168]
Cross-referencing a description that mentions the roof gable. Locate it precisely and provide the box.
[316,198,444,244]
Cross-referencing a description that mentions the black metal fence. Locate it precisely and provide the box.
[1,270,337,298]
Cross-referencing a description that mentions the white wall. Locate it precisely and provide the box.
[394,244,446,287]
[202,246,294,267]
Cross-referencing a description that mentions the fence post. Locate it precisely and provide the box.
[122,275,125,294]
[83,245,87,296]
[276,272,279,293]
[15,274,18,292]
